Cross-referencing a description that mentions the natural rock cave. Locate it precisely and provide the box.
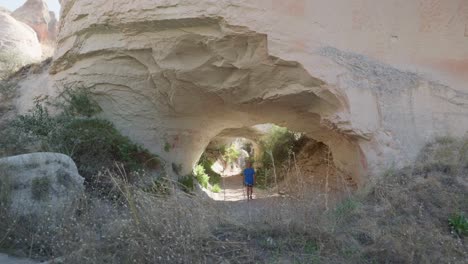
[198,125,357,203]
[52,18,367,188]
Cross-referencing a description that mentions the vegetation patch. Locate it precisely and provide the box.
[0,88,160,188]
[178,175,194,193]
[211,183,221,193]
[449,212,468,238]
[193,164,210,189]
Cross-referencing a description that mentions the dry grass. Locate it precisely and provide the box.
[1,138,467,263]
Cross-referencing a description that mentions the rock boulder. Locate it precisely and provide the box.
[0,152,84,218]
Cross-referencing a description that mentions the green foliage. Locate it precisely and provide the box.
[333,198,360,223]
[254,167,270,189]
[199,153,221,185]
[449,212,468,237]
[59,88,102,117]
[50,118,157,179]
[415,136,463,175]
[211,183,221,193]
[260,126,297,166]
[0,51,26,81]
[13,104,56,137]
[164,141,171,152]
[250,125,301,189]
[222,144,240,164]
[178,175,194,193]
[4,89,159,183]
[31,177,50,201]
[146,178,172,196]
[193,165,209,189]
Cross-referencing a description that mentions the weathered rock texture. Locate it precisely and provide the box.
[0,10,42,65]
[0,152,84,218]
[51,0,468,185]
[12,0,58,43]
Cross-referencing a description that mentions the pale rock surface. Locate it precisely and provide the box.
[12,0,58,43]
[51,0,468,185]
[0,152,84,218]
[0,254,41,264]
[0,10,42,68]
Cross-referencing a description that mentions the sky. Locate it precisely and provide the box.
[0,0,61,16]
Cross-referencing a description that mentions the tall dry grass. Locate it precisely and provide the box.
[1,137,467,263]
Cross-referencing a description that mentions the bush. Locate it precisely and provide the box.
[257,125,301,187]
[0,51,26,81]
[259,125,297,168]
[211,183,221,193]
[449,212,468,237]
[199,153,221,185]
[222,144,240,164]
[178,175,194,193]
[3,88,159,185]
[193,165,209,189]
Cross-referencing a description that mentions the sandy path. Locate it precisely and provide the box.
[209,174,274,201]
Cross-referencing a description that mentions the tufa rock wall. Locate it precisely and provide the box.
[51,0,468,185]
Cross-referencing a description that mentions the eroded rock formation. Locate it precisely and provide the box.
[51,0,468,185]
[12,0,58,43]
[0,10,42,66]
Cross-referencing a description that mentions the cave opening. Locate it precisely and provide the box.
[192,124,357,206]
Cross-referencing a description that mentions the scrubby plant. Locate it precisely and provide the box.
[256,125,300,189]
[449,212,468,238]
[58,88,102,117]
[0,51,26,81]
[222,144,240,164]
[198,153,221,185]
[178,175,194,193]
[193,164,209,189]
[2,88,159,186]
[211,183,221,193]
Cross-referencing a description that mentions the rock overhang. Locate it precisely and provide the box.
[50,0,468,187]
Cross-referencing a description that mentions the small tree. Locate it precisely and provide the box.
[222,144,240,165]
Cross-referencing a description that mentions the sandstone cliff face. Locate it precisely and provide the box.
[12,0,58,43]
[51,0,468,184]
[0,10,42,70]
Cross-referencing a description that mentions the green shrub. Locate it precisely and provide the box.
[333,198,360,223]
[0,51,26,81]
[223,144,240,164]
[59,88,102,117]
[254,167,270,189]
[193,165,209,189]
[449,212,468,237]
[146,178,172,196]
[31,177,50,201]
[6,89,159,183]
[211,183,221,193]
[178,175,194,193]
[199,153,221,185]
[259,126,297,168]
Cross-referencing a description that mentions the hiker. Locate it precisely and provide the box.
[243,161,255,200]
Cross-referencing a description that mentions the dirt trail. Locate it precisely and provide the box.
[208,174,274,202]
